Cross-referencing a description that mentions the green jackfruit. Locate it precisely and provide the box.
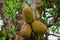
[20,24,32,38]
[22,6,34,23]
[31,20,47,36]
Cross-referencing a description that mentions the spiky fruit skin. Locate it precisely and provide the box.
[22,6,34,23]
[31,20,47,36]
[20,24,32,38]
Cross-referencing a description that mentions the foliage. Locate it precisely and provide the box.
[34,0,60,40]
[39,0,60,35]
[35,10,39,20]
[0,0,23,40]
[4,0,23,22]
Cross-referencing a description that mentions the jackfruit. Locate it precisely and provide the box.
[31,20,47,36]
[20,24,32,38]
[22,6,34,23]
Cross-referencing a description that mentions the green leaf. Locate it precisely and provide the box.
[51,27,55,33]
[40,1,45,6]
[49,8,58,16]
[9,26,15,35]
[40,35,45,40]
[2,37,6,40]
[8,1,13,7]
[36,10,39,19]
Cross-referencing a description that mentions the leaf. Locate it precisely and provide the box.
[40,35,45,40]
[48,8,58,16]
[51,27,55,33]
[40,1,45,6]
[2,37,6,40]
[8,1,13,7]
[4,7,10,13]
[9,26,16,35]
[36,10,39,19]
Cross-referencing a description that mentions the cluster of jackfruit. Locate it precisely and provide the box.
[20,6,47,39]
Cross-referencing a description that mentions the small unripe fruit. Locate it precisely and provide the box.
[20,24,32,38]
[31,20,47,36]
[22,6,34,23]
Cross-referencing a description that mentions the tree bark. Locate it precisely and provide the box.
[0,0,11,30]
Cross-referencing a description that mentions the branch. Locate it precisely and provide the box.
[0,1,3,8]
[47,16,53,18]
[46,16,59,27]
[48,34,60,37]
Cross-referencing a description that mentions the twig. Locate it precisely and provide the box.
[48,34,60,37]
[46,16,59,27]
[45,32,48,40]
[47,16,53,18]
